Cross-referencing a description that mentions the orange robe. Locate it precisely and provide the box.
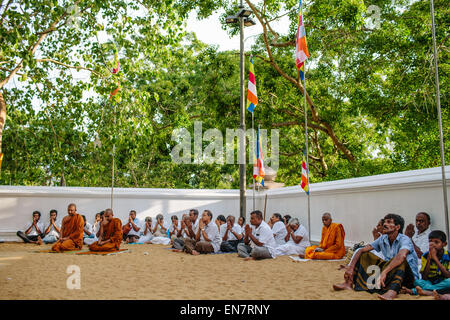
[51,213,84,252]
[89,218,123,252]
[304,223,346,259]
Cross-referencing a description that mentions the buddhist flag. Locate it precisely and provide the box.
[296,0,309,80]
[301,150,309,195]
[246,55,258,112]
[253,128,265,186]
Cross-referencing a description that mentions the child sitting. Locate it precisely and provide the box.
[402,230,450,296]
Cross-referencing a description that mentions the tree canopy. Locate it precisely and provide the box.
[0,0,448,188]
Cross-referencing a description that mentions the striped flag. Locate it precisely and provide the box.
[253,128,265,186]
[301,150,309,194]
[246,55,258,112]
[296,0,309,80]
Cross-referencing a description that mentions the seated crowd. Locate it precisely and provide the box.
[16,204,449,300]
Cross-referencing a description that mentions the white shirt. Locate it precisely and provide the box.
[412,227,431,254]
[83,222,93,238]
[44,221,61,238]
[153,221,169,237]
[168,221,182,234]
[92,221,101,236]
[220,223,242,241]
[200,221,221,253]
[288,224,310,250]
[24,221,45,236]
[127,218,143,236]
[272,221,288,246]
[250,221,277,257]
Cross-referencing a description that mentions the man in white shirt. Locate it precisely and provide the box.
[270,213,288,246]
[220,215,242,252]
[183,210,221,255]
[172,210,199,251]
[42,209,61,244]
[238,210,276,260]
[17,211,45,244]
[405,212,432,258]
[124,210,142,243]
[169,215,181,242]
[273,218,310,257]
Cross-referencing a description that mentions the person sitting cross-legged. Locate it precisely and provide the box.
[149,214,170,245]
[219,215,242,253]
[17,211,45,245]
[333,213,419,300]
[137,217,154,243]
[401,230,450,296]
[124,210,142,244]
[270,213,288,247]
[273,218,310,257]
[51,203,84,252]
[171,214,191,251]
[237,210,276,261]
[84,212,103,246]
[42,209,61,244]
[168,215,181,244]
[303,212,345,260]
[89,208,123,252]
[183,210,221,255]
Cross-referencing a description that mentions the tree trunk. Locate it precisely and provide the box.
[0,90,6,156]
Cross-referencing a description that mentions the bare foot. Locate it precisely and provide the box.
[192,250,200,256]
[244,257,255,261]
[378,290,397,300]
[333,282,353,291]
[171,249,182,252]
[416,286,432,296]
[298,254,305,259]
[37,236,43,245]
[400,286,413,294]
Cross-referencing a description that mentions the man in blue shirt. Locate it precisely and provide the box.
[333,213,418,300]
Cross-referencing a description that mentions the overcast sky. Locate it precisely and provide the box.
[186,9,292,52]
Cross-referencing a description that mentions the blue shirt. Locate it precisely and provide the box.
[370,233,419,280]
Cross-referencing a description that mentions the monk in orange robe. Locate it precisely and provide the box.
[303,213,346,259]
[51,203,84,252]
[88,208,123,252]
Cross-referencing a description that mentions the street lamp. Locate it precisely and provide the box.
[225,3,256,221]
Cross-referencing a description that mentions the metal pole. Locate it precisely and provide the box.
[111,102,116,210]
[430,0,449,249]
[239,2,246,220]
[303,61,311,241]
[252,112,255,212]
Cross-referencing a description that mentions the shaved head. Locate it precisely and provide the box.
[322,212,332,227]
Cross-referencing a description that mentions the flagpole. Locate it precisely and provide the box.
[252,112,255,212]
[430,0,449,249]
[111,101,116,210]
[303,61,311,241]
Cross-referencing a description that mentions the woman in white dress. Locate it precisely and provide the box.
[149,214,171,245]
[273,218,310,257]
[84,212,103,246]
[138,217,154,243]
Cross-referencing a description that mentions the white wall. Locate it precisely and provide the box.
[1,166,449,245]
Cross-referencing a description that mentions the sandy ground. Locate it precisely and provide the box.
[0,242,433,300]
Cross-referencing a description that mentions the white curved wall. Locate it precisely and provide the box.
[1,166,449,246]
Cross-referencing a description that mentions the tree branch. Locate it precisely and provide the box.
[35,58,103,77]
